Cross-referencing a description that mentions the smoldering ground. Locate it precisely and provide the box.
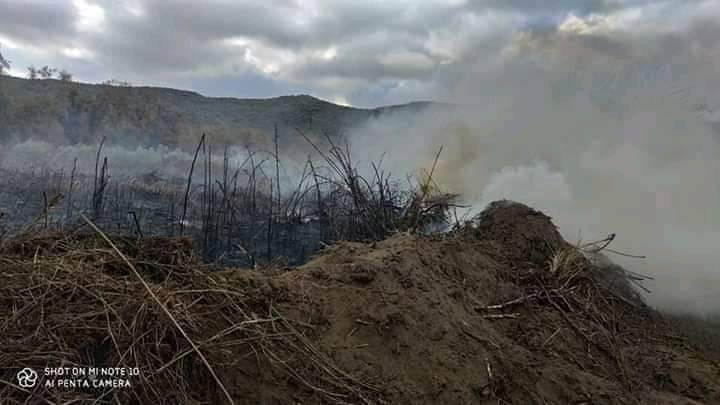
[348,17,720,317]
[1,13,718,317]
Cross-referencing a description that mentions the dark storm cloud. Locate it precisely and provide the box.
[0,0,76,45]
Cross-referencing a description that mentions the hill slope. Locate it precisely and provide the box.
[0,76,448,149]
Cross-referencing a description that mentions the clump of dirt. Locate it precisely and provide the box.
[1,200,718,404]
[470,199,570,267]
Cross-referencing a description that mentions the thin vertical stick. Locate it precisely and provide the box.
[42,192,49,228]
[180,134,205,236]
[80,214,235,405]
[128,211,143,238]
[274,123,281,214]
[92,136,107,208]
[267,179,273,262]
[204,139,212,258]
[308,158,323,216]
[66,158,77,224]
[273,124,281,257]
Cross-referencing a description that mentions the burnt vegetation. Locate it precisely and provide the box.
[0,131,458,267]
[1,131,718,405]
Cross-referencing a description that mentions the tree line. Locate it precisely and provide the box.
[0,44,10,75]
[0,43,72,81]
[26,65,73,81]
[1,43,137,87]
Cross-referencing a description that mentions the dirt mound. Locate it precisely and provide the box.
[1,201,718,404]
[471,199,569,266]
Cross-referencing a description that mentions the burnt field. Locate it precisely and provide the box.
[2,135,719,404]
[0,135,456,267]
[1,137,719,404]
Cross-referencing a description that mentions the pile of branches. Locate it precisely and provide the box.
[459,202,656,392]
[0,226,380,404]
[476,231,654,390]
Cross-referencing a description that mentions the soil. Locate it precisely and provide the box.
[1,200,718,404]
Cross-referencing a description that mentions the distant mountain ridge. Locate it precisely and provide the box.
[0,75,450,150]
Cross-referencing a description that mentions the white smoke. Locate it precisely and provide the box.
[0,141,199,177]
[0,138,314,196]
[348,18,720,316]
[479,162,574,214]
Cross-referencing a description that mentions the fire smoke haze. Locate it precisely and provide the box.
[1,1,719,315]
[350,10,720,316]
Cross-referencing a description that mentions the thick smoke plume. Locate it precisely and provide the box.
[349,17,720,316]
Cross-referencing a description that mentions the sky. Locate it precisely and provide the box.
[0,0,718,108]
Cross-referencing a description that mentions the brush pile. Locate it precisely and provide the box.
[1,201,718,404]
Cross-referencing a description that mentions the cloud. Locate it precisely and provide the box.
[1,0,719,117]
[0,1,719,109]
[7,0,715,105]
[74,0,106,33]
[468,0,622,16]
[0,0,76,46]
[343,10,720,315]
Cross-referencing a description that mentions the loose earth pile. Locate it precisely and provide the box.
[1,201,718,404]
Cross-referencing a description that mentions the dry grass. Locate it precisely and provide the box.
[1,199,718,404]
[469,206,656,392]
[665,312,720,361]
[0,229,379,404]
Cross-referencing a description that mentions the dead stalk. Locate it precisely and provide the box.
[80,214,236,405]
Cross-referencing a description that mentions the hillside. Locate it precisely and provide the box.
[0,76,448,149]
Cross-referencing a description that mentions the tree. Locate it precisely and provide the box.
[0,44,10,75]
[27,65,38,79]
[102,78,131,87]
[58,69,72,82]
[38,65,56,79]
